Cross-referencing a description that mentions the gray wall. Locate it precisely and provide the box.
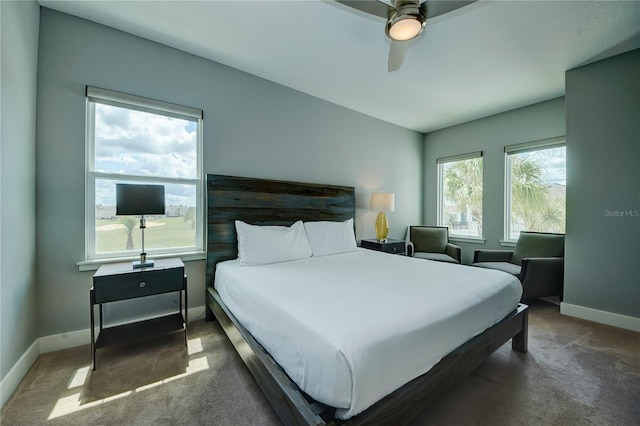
[424,49,640,321]
[0,0,40,379]
[36,9,423,336]
[423,98,566,264]
[564,49,640,318]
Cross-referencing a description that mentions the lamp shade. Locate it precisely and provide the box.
[116,184,165,216]
[370,192,395,212]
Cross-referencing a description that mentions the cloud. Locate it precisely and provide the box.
[94,104,197,178]
[525,146,566,184]
[92,104,199,207]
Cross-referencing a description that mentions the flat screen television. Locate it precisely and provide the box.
[116,184,165,216]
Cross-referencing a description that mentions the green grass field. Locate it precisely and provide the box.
[96,217,195,253]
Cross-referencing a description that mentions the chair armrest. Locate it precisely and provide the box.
[406,241,415,257]
[521,257,564,282]
[445,243,462,263]
[520,257,564,299]
[473,249,513,263]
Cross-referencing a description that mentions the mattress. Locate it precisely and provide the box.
[214,248,522,419]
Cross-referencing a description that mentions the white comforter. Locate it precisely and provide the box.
[215,248,522,419]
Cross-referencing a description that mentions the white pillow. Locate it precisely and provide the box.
[303,218,358,257]
[235,220,312,265]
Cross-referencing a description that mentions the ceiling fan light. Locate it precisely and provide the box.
[388,17,424,41]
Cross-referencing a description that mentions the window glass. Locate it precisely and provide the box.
[94,104,197,179]
[86,88,203,260]
[505,144,566,240]
[438,154,483,238]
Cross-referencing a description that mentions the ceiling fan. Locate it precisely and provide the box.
[336,0,477,71]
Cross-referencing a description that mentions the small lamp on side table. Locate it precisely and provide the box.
[370,192,395,242]
[116,183,165,269]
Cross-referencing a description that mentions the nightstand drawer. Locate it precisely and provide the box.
[361,238,406,255]
[381,243,404,254]
[93,268,184,303]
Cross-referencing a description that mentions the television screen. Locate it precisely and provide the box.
[116,184,165,215]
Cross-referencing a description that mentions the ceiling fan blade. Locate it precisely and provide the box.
[422,0,477,19]
[388,40,409,72]
[335,0,392,19]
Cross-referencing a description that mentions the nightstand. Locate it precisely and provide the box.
[90,257,187,370]
[361,238,406,255]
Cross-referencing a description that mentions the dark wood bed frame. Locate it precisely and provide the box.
[205,174,529,425]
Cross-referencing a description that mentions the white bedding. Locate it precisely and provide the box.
[215,248,522,419]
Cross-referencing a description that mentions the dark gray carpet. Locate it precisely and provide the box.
[2,300,638,425]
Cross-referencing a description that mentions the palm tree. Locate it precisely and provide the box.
[184,207,195,229]
[509,156,565,236]
[538,195,565,233]
[120,217,137,250]
[514,189,566,234]
[509,156,546,234]
[443,155,565,237]
[443,157,483,234]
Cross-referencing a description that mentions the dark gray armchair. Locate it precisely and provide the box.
[407,226,461,264]
[472,231,565,300]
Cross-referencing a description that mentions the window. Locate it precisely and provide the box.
[504,137,566,241]
[85,86,203,262]
[437,151,483,239]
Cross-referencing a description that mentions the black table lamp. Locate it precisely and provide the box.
[116,184,165,268]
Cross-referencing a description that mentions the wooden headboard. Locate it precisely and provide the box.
[205,174,355,288]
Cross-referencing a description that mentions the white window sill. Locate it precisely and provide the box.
[448,235,486,244]
[77,251,206,271]
[500,240,517,248]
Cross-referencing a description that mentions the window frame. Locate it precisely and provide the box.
[83,86,204,265]
[503,136,566,243]
[436,151,484,241]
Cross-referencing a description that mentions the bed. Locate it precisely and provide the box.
[205,174,528,425]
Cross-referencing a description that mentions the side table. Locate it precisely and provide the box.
[90,257,187,370]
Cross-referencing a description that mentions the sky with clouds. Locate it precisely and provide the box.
[94,104,198,207]
[520,146,566,185]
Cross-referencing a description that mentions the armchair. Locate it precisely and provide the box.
[407,226,461,264]
[472,231,565,301]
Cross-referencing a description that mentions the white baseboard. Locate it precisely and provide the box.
[39,328,92,354]
[0,339,40,409]
[0,305,206,409]
[187,305,208,323]
[39,306,206,353]
[561,302,640,332]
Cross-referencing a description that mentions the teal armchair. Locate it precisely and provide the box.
[472,231,565,300]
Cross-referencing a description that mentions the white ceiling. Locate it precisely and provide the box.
[39,0,640,133]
